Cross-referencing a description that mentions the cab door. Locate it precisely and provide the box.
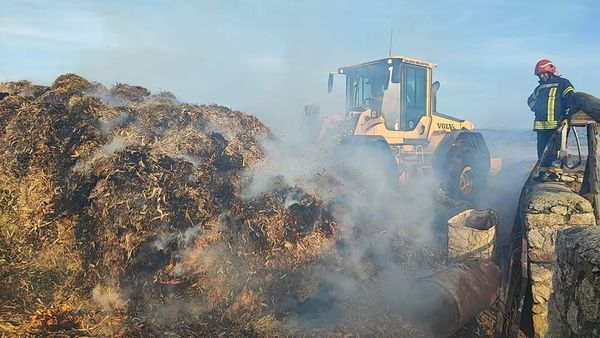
[400,64,428,132]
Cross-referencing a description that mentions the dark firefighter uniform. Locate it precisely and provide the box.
[527,76,575,164]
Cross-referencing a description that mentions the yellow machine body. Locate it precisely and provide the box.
[323,56,500,198]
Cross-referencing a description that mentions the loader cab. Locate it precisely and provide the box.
[335,56,434,135]
[327,56,473,145]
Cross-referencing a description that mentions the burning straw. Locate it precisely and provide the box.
[0,74,445,337]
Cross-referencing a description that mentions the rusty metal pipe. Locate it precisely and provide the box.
[405,259,500,337]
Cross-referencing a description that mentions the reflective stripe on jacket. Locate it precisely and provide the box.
[527,77,575,130]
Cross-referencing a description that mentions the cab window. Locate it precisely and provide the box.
[403,65,427,130]
[346,65,388,113]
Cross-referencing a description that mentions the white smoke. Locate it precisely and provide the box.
[92,285,128,312]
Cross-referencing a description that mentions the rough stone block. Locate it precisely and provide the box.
[568,213,596,226]
[532,281,552,304]
[557,227,600,267]
[575,200,594,213]
[532,309,549,338]
[567,301,579,334]
[525,213,566,228]
[529,250,555,263]
[528,227,559,263]
[577,278,600,322]
[532,302,547,315]
[550,205,568,215]
[548,297,570,338]
[554,227,600,337]
[530,264,553,282]
[527,228,546,249]
[527,182,591,212]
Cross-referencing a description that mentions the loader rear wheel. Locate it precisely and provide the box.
[458,166,474,198]
[432,131,491,201]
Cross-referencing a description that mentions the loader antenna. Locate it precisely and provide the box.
[388,28,394,57]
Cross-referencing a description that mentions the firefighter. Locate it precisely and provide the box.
[527,59,575,171]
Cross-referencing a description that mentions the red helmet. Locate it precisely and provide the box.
[534,59,557,75]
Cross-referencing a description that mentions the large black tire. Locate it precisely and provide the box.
[446,144,485,199]
[433,132,490,200]
[334,135,399,189]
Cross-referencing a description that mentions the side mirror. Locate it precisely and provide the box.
[432,81,440,113]
[328,73,334,93]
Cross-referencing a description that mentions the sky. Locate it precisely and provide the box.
[1,0,599,131]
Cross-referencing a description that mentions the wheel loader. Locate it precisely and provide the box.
[319,55,501,199]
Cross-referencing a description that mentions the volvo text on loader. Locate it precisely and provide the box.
[320,56,501,200]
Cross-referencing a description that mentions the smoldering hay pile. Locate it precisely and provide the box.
[0,75,446,337]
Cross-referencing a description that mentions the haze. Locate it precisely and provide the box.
[1,0,599,132]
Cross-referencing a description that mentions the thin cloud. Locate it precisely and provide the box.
[0,3,106,48]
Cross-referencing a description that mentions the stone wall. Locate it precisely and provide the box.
[551,227,600,337]
[524,182,596,337]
